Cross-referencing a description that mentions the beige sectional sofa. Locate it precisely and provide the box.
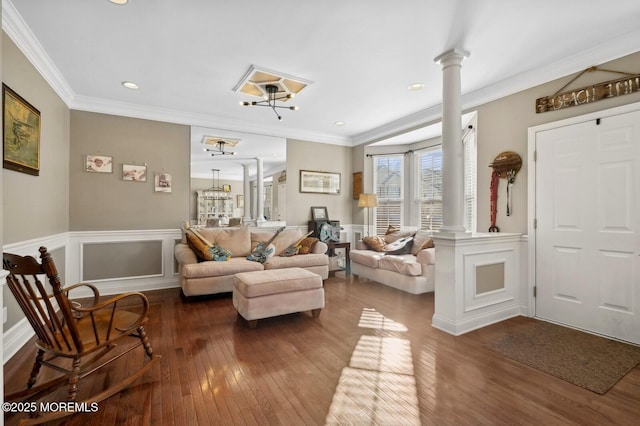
[350,229,435,294]
[174,226,329,297]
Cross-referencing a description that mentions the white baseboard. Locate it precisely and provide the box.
[431,305,526,336]
[3,317,34,364]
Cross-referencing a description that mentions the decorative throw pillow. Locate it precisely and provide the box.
[362,235,385,252]
[297,237,319,255]
[384,227,416,244]
[411,230,435,255]
[185,231,213,262]
[382,236,414,255]
[210,243,231,261]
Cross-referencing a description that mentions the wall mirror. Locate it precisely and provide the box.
[190,126,287,225]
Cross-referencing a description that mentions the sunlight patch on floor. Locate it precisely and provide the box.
[358,307,408,332]
[325,309,419,425]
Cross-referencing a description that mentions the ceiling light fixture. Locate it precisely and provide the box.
[122,81,139,90]
[408,83,424,91]
[204,140,237,156]
[334,121,346,127]
[240,84,298,121]
[109,0,129,5]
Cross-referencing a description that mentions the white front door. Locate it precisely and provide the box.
[535,109,640,344]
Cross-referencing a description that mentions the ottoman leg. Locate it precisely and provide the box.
[311,308,322,318]
[248,319,258,329]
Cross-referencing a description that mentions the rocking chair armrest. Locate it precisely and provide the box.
[74,291,150,320]
[63,282,100,307]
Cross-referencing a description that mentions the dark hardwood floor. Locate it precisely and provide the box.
[4,273,640,425]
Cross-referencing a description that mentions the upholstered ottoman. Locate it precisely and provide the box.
[233,267,324,328]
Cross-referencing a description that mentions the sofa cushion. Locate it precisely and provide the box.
[198,226,252,257]
[378,255,422,276]
[234,268,322,298]
[350,249,385,268]
[362,235,385,251]
[182,257,264,279]
[263,253,329,270]
[251,229,303,256]
[411,230,434,255]
[416,248,436,266]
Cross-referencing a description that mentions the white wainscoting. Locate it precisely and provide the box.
[3,229,182,363]
[431,233,528,336]
[67,229,182,297]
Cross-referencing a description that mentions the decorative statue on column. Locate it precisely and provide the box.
[488,151,522,232]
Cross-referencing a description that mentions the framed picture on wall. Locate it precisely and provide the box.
[122,164,147,182]
[352,171,362,200]
[155,173,172,192]
[2,84,41,176]
[86,155,113,173]
[300,170,340,194]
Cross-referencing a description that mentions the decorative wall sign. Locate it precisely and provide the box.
[536,67,640,113]
[2,84,41,175]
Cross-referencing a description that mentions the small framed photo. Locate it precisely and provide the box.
[237,194,244,209]
[122,164,147,182]
[311,206,328,221]
[155,173,171,192]
[86,155,113,173]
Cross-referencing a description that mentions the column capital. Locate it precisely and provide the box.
[434,48,470,66]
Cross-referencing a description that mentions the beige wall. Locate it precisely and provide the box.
[2,35,70,244]
[286,139,352,226]
[474,51,640,234]
[69,111,190,230]
[2,34,70,332]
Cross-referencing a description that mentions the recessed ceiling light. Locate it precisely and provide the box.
[408,83,424,91]
[122,81,139,90]
[334,121,346,127]
[109,0,129,5]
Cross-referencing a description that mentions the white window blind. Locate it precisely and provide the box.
[416,148,443,231]
[374,155,403,235]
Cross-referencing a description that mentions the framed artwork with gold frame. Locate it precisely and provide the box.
[3,84,41,176]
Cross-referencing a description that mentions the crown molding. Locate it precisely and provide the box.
[71,95,351,146]
[5,0,639,149]
[2,0,75,106]
[353,27,640,146]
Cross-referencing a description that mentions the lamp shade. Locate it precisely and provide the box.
[358,193,378,208]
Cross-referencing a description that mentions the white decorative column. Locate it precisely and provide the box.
[256,157,265,223]
[434,48,470,234]
[243,164,251,219]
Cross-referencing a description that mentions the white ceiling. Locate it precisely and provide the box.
[5,0,640,180]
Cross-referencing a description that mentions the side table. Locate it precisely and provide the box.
[326,241,350,275]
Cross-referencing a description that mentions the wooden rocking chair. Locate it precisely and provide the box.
[3,247,159,425]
